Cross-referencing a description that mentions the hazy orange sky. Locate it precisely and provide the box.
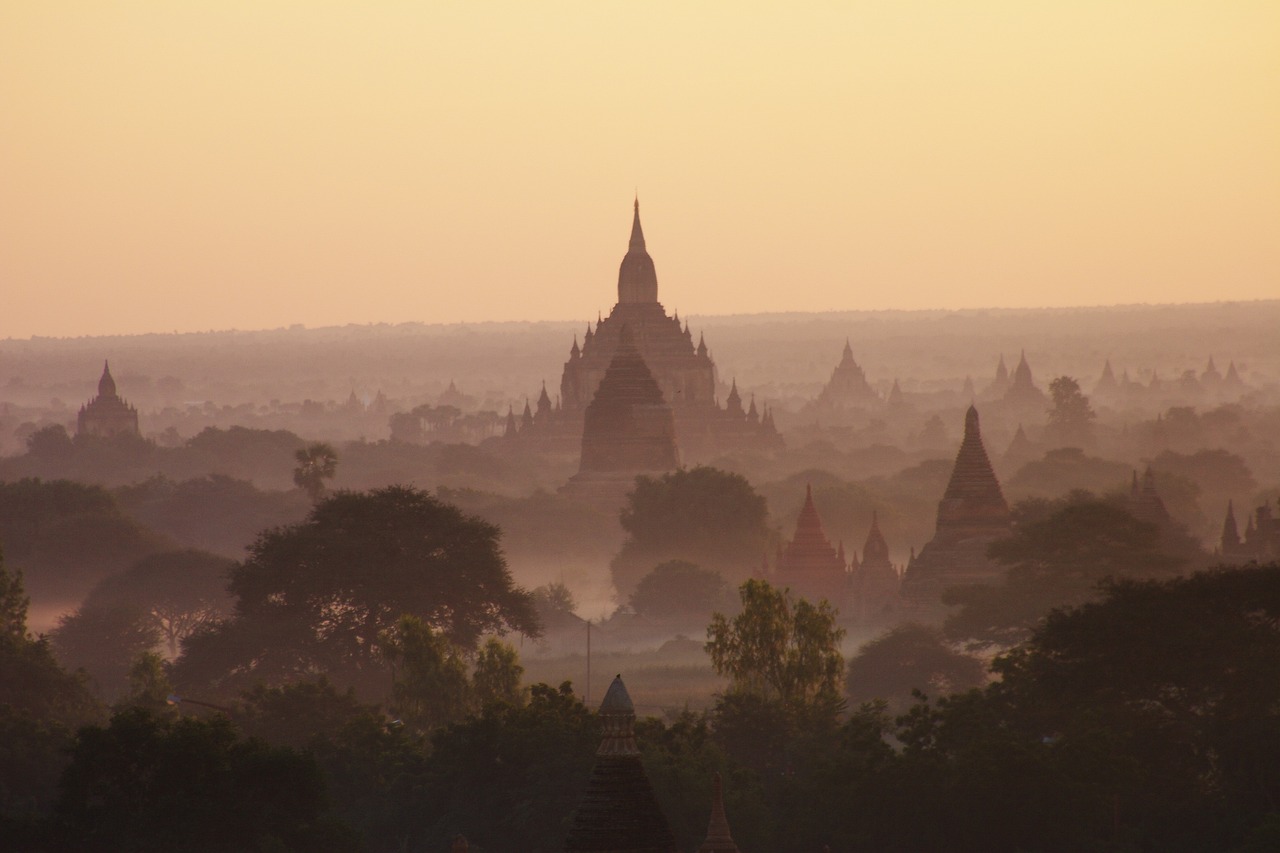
[3,2,1277,338]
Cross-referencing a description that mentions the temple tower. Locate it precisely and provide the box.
[697,774,740,853]
[77,361,140,438]
[816,339,878,409]
[901,405,1012,604]
[565,676,676,853]
[853,511,900,621]
[618,198,659,305]
[774,485,850,608]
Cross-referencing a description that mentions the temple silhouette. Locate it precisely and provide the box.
[504,200,781,461]
[77,361,139,438]
[900,405,1011,604]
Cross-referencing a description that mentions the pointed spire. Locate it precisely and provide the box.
[726,379,744,417]
[936,406,1010,530]
[629,196,646,251]
[698,773,740,853]
[570,334,581,358]
[697,332,708,358]
[98,360,117,398]
[842,338,854,361]
[1222,500,1241,550]
[597,675,640,756]
[747,394,759,423]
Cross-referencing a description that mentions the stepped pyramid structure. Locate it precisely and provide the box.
[506,200,780,459]
[772,485,850,608]
[77,361,140,438]
[816,340,879,409]
[565,676,676,853]
[563,326,679,504]
[901,405,1012,604]
[1128,468,1172,526]
[852,511,900,621]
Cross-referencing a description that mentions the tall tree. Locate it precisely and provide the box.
[382,615,472,733]
[706,579,845,708]
[846,623,987,713]
[1045,375,1095,447]
[472,637,525,707]
[293,442,338,501]
[175,487,539,697]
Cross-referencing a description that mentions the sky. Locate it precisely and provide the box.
[2,2,1277,338]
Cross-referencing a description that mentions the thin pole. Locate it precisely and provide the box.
[586,619,592,705]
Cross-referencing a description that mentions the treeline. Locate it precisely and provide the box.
[4,551,1279,850]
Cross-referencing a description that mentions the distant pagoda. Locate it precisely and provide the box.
[901,405,1012,604]
[815,340,879,409]
[77,361,140,438]
[1001,351,1046,407]
[562,325,679,504]
[852,511,900,622]
[772,485,851,609]
[565,676,676,853]
[507,200,780,459]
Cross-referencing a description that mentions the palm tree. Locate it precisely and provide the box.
[293,442,338,502]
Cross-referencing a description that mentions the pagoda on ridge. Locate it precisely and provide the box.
[77,361,140,438]
[901,405,1012,605]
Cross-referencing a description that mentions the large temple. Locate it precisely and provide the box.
[815,340,879,409]
[77,361,140,438]
[900,405,1012,605]
[561,325,681,504]
[505,201,781,460]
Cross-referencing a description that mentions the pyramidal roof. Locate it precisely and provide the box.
[943,407,1005,501]
[785,485,838,560]
[98,360,117,398]
[565,675,676,853]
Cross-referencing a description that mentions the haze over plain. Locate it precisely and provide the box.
[2,1,1277,338]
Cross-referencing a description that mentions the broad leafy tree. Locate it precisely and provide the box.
[629,560,728,619]
[53,708,359,852]
[472,637,525,707]
[175,486,539,697]
[49,604,162,700]
[707,579,845,708]
[847,623,987,712]
[613,466,771,595]
[382,614,472,732]
[944,496,1191,648]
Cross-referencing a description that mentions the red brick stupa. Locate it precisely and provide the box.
[773,485,850,608]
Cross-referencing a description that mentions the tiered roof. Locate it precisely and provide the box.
[578,326,679,475]
[936,406,1011,534]
[565,676,676,853]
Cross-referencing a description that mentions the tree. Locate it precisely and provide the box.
[53,708,359,852]
[25,423,74,459]
[987,563,1280,850]
[174,487,540,697]
[1045,375,1095,447]
[629,560,728,619]
[50,604,162,700]
[846,623,987,713]
[382,614,473,733]
[472,637,525,707]
[613,466,771,595]
[706,579,845,708]
[0,551,102,823]
[121,651,175,712]
[293,442,338,501]
[944,497,1190,649]
[84,550,233,657]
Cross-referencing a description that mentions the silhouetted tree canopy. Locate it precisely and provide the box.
[175,486,539,697]
[613,466,770,595]
[54,708,359,852]
[944,496,1192,648]
[630,560,728,619]
[846,623,987,712]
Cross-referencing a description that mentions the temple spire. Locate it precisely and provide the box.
[618,198,658,304]
[698,773,740,853]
